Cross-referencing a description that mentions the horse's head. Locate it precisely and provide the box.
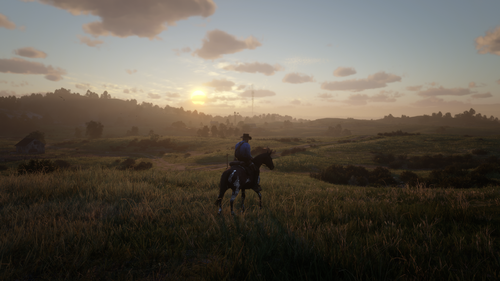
[264,148,275,170]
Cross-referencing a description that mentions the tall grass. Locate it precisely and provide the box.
[1,168,499,280]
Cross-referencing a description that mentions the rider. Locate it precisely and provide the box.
[234,133,260,190]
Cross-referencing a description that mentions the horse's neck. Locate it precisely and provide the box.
[252,154,265,168]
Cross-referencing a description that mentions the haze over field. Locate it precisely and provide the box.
[1,0,500,119]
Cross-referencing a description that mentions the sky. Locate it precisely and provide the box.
[1,0,500,120]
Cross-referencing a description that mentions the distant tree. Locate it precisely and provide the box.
[27,130,46,143]
[211,125,219,137]
[85,90,99,99]
[444,112,452,119]
[342,128,352,136]
[197,125,210,137]
[172,121,186,130]
[75,127,82,138]
[85,121,104,139]
[126,126,139,136]
[149,130,159,142]
[284,120,293,129]
[100,91,111,99]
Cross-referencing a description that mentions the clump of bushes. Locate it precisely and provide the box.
[372,152,487,170]
[127,138,189,151]
[18,159,58,175]
[54,160,71,169]
[117,158,153,171]
[471,148,488,155]
[310,165,397,187]
[377,130,419,136]
[281,147,306,156]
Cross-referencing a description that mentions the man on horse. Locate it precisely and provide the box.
[234,133,260,191]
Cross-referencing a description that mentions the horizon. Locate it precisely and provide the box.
[1,0,500,120]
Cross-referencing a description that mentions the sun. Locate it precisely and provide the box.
[191,90,206,105]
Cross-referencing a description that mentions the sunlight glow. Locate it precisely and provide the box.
[191,90,206,105]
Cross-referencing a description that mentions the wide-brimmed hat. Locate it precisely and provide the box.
[240,133,252,140]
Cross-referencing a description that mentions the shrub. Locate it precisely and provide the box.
[471,148,488,155]
[117,158,136,170]
[369,167,397,187]
[18,159,58,174]
[281,147,306,156]
[399,171,422,186]
[53,160,71,169]
[134,162,153,171]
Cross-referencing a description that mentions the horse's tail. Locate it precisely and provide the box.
[215,169,230,206]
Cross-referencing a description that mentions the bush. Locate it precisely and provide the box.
[54,160,71,169]
[369,167,397,187]
[18,159,58,174]
[281,147,306,156]
[399,171,422,186]
[117,158,136,170]
[134,162,153,171]
[471,148,488,155]
[85,120,104,139]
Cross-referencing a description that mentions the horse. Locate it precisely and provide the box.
[215,149,275,215]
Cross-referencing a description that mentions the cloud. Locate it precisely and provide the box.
[123,89,129,94]
[222,62,283,76]
[0,13,16,30]
[75,83,91,89]
[412,97,466,107]
[173,47,192,56]
[406,85,423,91]
[237,85,247,90]
[203,78,235,92]
[321,71,401,92]
[317,93,336,99]
[166,92,181,98]
[0,80,7,84]
[240,89,276,97]
[11,81,29,87]
[475,26,500,55]
[284,57,324,66]
[78,35,104,47]
[193,29,261,60]
[0,90,16,96]
[497,79,500,85]
[333,67,356,77]
[148,93,161,99]
[469,82,476,88]
[0,57,66,81]
[290,99,301,105]
[282,72,315,84]
[14,47,47,58]
[417,87,471,97]
[126,69,137,75]
[471,92,492,99]
[368,91,403,102]
[36,0,216,39]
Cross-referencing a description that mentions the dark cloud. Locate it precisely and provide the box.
[193,29,261,60]
[78,35,104,47]
[0,90,16,96]
[148,93,161,99]
[203,78,235,92]
[14,47,47,58]
[418,87,471,97]
[412,97,466,107]
[173,47,191,56]
[36,0,216,39]
[475,26,500,56]
[0,13,16,30]
[223,62,283,76]
[240,89,276,97]
[75,83,91,89]
[471,92,492,99]
[282,72,315,84]
[369,91,403,102]
[406,85,423,91]
[126,69,137,75]
[333,67,356,77]
[166,92,181,98]
[0,58,66,81]
[321,71,401,92]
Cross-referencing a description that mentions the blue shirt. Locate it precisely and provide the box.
[235,141,252,161]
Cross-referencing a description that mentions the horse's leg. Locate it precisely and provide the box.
[252,190,262,209]
[230,186,240,216]
[241,189,246,212]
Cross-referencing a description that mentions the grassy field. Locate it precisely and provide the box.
[1,133,500,280]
